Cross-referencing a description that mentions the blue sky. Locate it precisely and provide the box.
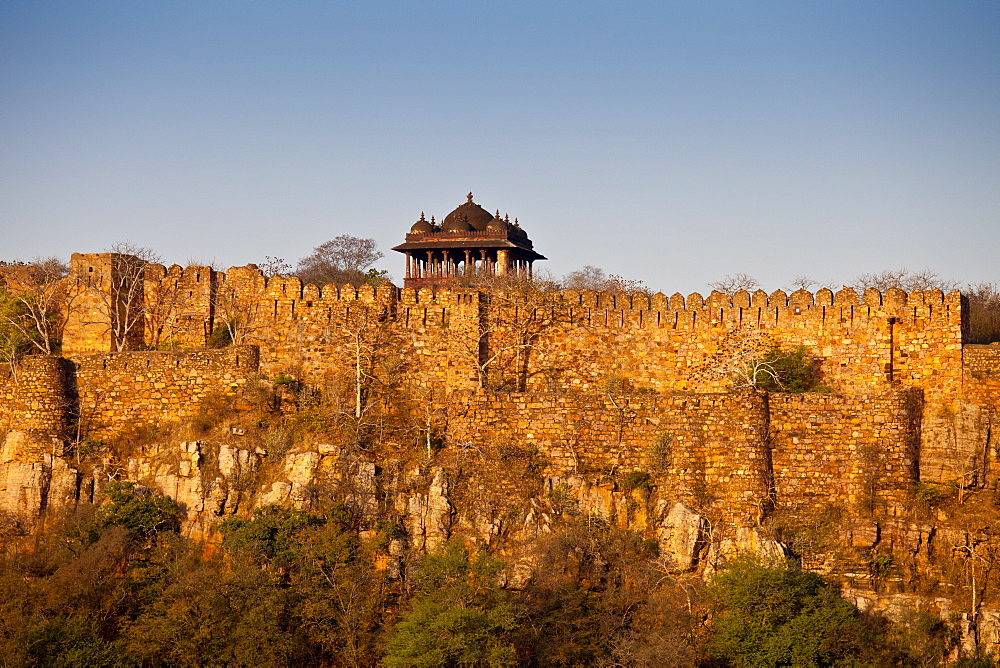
[2,1,998,294]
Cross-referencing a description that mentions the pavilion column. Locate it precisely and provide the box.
[497,249,510,276]
[405,252,412,279]
[464,250,472,276]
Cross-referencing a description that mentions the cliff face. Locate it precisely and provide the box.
[1,379,998,656]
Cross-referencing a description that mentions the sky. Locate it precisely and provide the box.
[1,1,998,295]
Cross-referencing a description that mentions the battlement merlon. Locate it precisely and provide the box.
[59,251,966,349]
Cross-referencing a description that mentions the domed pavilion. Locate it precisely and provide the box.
[392,193,546,288]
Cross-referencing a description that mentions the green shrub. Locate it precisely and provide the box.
[383,541,524,667]
[622,470,653,493]
[913,482,955,506]
[206,322,233,348]
[706,559,893,666]
[219,505,326,571]
[94,480,180,540]
[755,345,824,393]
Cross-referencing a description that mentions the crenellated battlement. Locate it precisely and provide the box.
[51,255,969,399]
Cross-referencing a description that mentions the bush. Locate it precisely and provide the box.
[913,482,955,506]
[622,470,653,493]
[206,323,233,348]
[755,345,824,393]
[383,541,524,667]
[706,559,894,666]
[219,505,325,572]
[94,481,180,540]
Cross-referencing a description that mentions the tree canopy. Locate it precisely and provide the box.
[296,235,386,287]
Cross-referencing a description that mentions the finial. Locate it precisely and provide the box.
[495,209,501,218]
[419,211,426,221]
[430,215,436,223]
[467,192,474,202]
[504,214,509,223]
[514,217,520,227]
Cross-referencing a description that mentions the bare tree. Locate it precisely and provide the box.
[213,282,264,347]
[964,281,1000,344]
[296,236,384,287]
[785,275,819,291]
[698,327,782,391]
[562,266,649,293]
[143,270,186,350]
[461,274,569,391]
[336,303,398,420]
[607,274,650,294]
[563,265,610,291]
[852,268,961,293]
[708,273,760,294]
[259,256,292,278]
[0,257,76,358]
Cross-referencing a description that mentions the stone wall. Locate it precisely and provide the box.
[964,345,1000,411]
[443,389,920,524]
[55,256,966,402]
[4,253,991,508]
[768,390,921,510]
[0,356,74,451]
[72,346,259,437]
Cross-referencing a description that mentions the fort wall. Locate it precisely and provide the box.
[444,389,920,522]
[5,255,1000,499]
[50,258,970,402]
[0,356,74,452]
[964,345,1000,412]
[161,269,963,405]
[72,346,259,438]
[768,390,922,510]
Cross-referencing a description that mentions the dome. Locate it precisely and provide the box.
[410,212,433,234]
[442,192,494,231]
[486,210,509,232]
[441,213,474,232]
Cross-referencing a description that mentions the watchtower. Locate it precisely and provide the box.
[391,193,546,289]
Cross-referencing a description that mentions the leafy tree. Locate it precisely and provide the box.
[521,520,701,666]
[705,559,895,666]
[384,541,524,667]
[126,548,309,666]
[93,481,180,541]
[296,235,386,287]
[0,290,34,377]
[219,504,325,574]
